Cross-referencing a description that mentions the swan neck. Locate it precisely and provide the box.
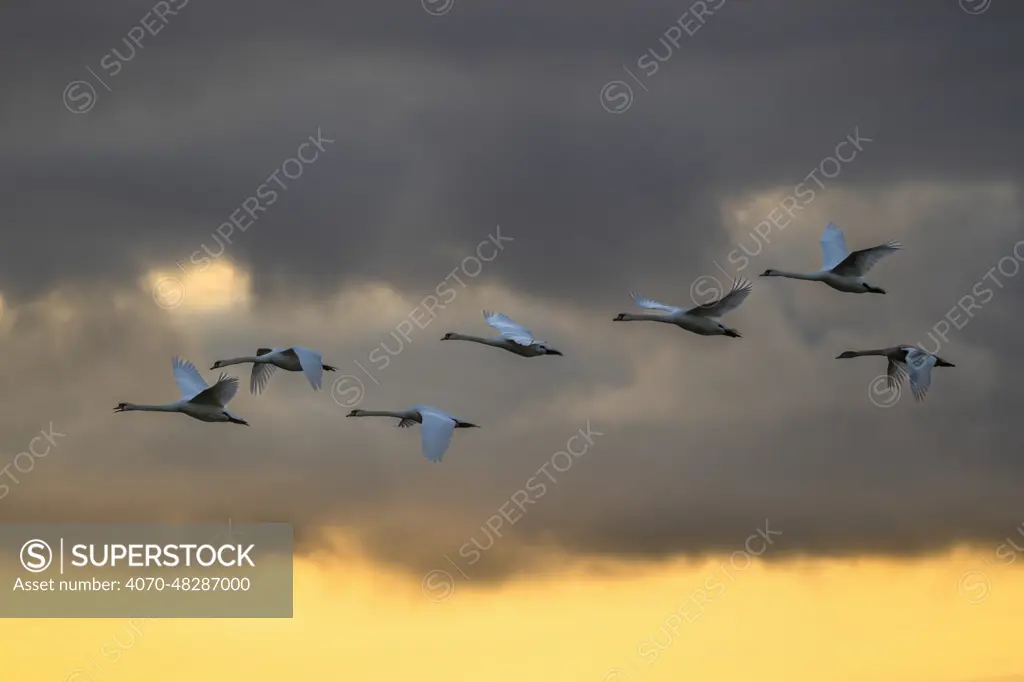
[620,313,669,322]
[125,403,180,412]
[449,334,502,345]
[356,410,411,419]
[217,356,260,366]
[774,270,820,281]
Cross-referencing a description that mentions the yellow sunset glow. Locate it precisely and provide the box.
[5,549,1021,682]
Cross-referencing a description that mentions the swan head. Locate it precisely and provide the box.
[759,269,778,277]
[541,345,563,356]
[113,403,128,413]
[210,360,224,369]
[835,351,858,359]
[935,358,956,367]
[346,409,364,417]
[440,333,455,341]
[721,327,741,338]
[862,283,886,294]
[613,313,626,321]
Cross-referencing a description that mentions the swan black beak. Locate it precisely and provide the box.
[723,329,741,338]
[613,314,625,321]
[346,410,358,417]
[936,359,955,367]
[456,422,481,428]
[113,404,126,413]
[547,349,563,356]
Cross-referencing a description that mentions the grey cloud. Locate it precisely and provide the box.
[0,0,1023,582]
[2,0,1023,303]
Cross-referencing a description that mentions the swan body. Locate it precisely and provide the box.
[211,346,337,394]
[441,311,563,357]
[760,222,901,294]
[114,356,248,425]
[345,405,479,463]
[613,278,752,337]
[836,345,955,392]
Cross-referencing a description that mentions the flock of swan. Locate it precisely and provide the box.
[116,222,954,461]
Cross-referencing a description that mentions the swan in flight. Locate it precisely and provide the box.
[836,345,954,392]
[613,278,752,338]
[345,405,479,463]
[441,310,563,357]
[211,347,337,395]
[759,222,901,294]
[114,356,248,425]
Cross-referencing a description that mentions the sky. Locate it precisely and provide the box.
[2,0,1024,679]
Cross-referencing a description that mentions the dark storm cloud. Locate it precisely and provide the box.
[2,0,1023,302]
[0,0,1023,581]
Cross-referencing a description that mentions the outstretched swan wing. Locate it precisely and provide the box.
[250,363,278,395]
[249,348,282,395]
[483,310,536,345]
[886,357,909,392]
[905,349,937,402]
[830,241,902,277]
[292,346,326,390]
[189,373,240,407]
[819,222,850,271]
[689,278,752,318]
[415,406,457,463]
[629,292,683,315]
[172,356,209,401]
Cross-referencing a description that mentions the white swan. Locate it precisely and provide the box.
[613,278,752,337]
[905,348,942,402]
[345,405,479,463]
[211,347,337,395]
[441,311,563,357]
[114,356,248,425]
[760,222,901,294]
[835,345,955,391]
